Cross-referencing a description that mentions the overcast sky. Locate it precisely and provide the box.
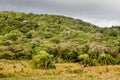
[0,0,120,27]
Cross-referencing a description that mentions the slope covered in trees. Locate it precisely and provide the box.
[0,11,119,66]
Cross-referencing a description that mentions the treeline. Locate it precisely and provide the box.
[0,11,120,67]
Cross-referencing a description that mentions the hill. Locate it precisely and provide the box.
[0,11,119,65]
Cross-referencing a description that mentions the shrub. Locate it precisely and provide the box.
[15,51,32,59]
[116,54,120,64]
[98,53,116,65]
[44,32,53,38]
[64,52,77,62]
[50,38,60,44]
[5,30,23,41]
[31,51,55,69]
[77,54,90,65]
[89,59,99,66]
[0,52,14,60]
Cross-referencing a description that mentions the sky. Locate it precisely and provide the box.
[0,0,120,27]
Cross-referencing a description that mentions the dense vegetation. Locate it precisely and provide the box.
[0,11,119,67]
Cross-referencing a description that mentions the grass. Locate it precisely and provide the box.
[0,60,120,80]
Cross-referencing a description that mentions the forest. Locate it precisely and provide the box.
[0,11,120,68]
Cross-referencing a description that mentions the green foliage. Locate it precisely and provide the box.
[31,51,55,69]
[116,54,120,64]
[5,30,23,41]
[89,59,99,66]
[64,52,77,62]
[0,11,119,66]
[77,54,90,65]
[50,38,60,44]
[98,53,116,65]
[0,52,14,60]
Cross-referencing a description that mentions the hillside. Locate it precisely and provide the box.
[0,11,120,65]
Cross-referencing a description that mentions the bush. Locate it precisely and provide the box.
[5,30,23,41]
[77,54,90,65]
[50,38,60,44]
[0,52,14,60]
[63,52,77,62]
[89,59,99,66]
[116,54,120,64]
[31,51,55,69]
[15,51,32,59]
[98,53,116,65]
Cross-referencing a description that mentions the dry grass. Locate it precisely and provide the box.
[0,60,120,80]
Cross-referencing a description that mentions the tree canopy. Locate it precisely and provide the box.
[0,11,119,65]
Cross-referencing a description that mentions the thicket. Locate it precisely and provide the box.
[31,51,55,69]
[0,11,119,66]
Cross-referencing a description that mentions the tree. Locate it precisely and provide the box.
[31,51,55,69]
